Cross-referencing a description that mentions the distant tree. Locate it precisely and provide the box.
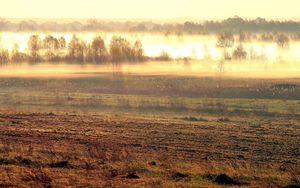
[216,31,234,61]
[276,34,290,48]
[58,36,66,49]
[238,32,251,42]
[0,49,9,63]
[223,51,232,60]
[43,35,59,51]
[232,44,247,60]
[260,32,274,42]
[216,31,234,48]
[218,60,225,73]
[156,51,171,61]
[11,43,28,62]
[90,36,108,63]
[28,35,41,61]
[133,39,145,62]
[109,36,133,63]
[68,35,85,62]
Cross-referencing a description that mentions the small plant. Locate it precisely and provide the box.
[214,174,239,185]
[181,117,208,122]
[170,172,189,180]
[49,160,69,168]
[0,157,16,165]
[217,117,230,122]
[149,161,157,166]
[125,171,140,179]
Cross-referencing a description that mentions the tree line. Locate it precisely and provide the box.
[0,31,292,64]
[215,30,290,61]
[0,35,146,64]
[2,16,300,34]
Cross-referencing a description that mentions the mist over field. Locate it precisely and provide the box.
[0,31,300,79]
[0,1,299,188]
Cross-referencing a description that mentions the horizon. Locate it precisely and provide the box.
[2,16,300,24]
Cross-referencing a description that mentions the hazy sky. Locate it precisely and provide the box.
[1,0,300,20]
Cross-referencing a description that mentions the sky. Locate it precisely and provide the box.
[1,0,300,20]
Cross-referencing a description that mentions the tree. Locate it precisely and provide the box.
[68,35,86,62]
[216,31,234,48]
[156,51,171,61]
[232,44,247,60]
[276,34,289,48]
[216,31,234,61]
[109,36,133,63]
[58,36,66,49]
[0,49,9,64]
[90,36,108,63]
[43,35,59,51]
[133,39,144,62]
[28,35,41,61]
[11,43,28,62]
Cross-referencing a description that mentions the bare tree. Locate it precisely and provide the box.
[216,31,234,48]
[90,36,108,63]
[133,39,144,62]
[68,35,85,62]
[276,34,290,48]
[58,37,66,49]
[232,44,247,60]
[43,35,59,51]
[109,36,133,63]
[28,35,41,61]
[0,49,9,64]
[11,43,28,62]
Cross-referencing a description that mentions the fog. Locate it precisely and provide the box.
[0,61,299,79]
[0,32,300,78]
[2,32,300,61]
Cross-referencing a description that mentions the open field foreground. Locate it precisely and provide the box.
[0,75,299,187]
[0,110,299,188]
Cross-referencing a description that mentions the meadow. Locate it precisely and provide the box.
[0,72,299,187]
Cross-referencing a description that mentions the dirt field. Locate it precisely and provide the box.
[0,74,299,187]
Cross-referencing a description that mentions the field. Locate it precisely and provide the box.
[0,73,299,187]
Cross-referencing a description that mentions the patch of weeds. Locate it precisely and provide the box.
[181,117,208,122]
[203,173,247,186]
[125,171,140,179]
[0,183,14,187]
[48,112,55,116]
[214,174,239,185]
[22,170,52,188]
[149,161,157,166]
[49,160,69,168]
[148,179,163,188]
[14,156,33,166]
[0,157,16,165]
[170,172,190,181]
[217,117,230,122]
[282,185,300,188]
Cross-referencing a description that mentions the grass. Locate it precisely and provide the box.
[0,74,299,187]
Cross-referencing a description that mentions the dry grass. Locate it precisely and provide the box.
[0,110,299,187]
[0,75,299,187]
